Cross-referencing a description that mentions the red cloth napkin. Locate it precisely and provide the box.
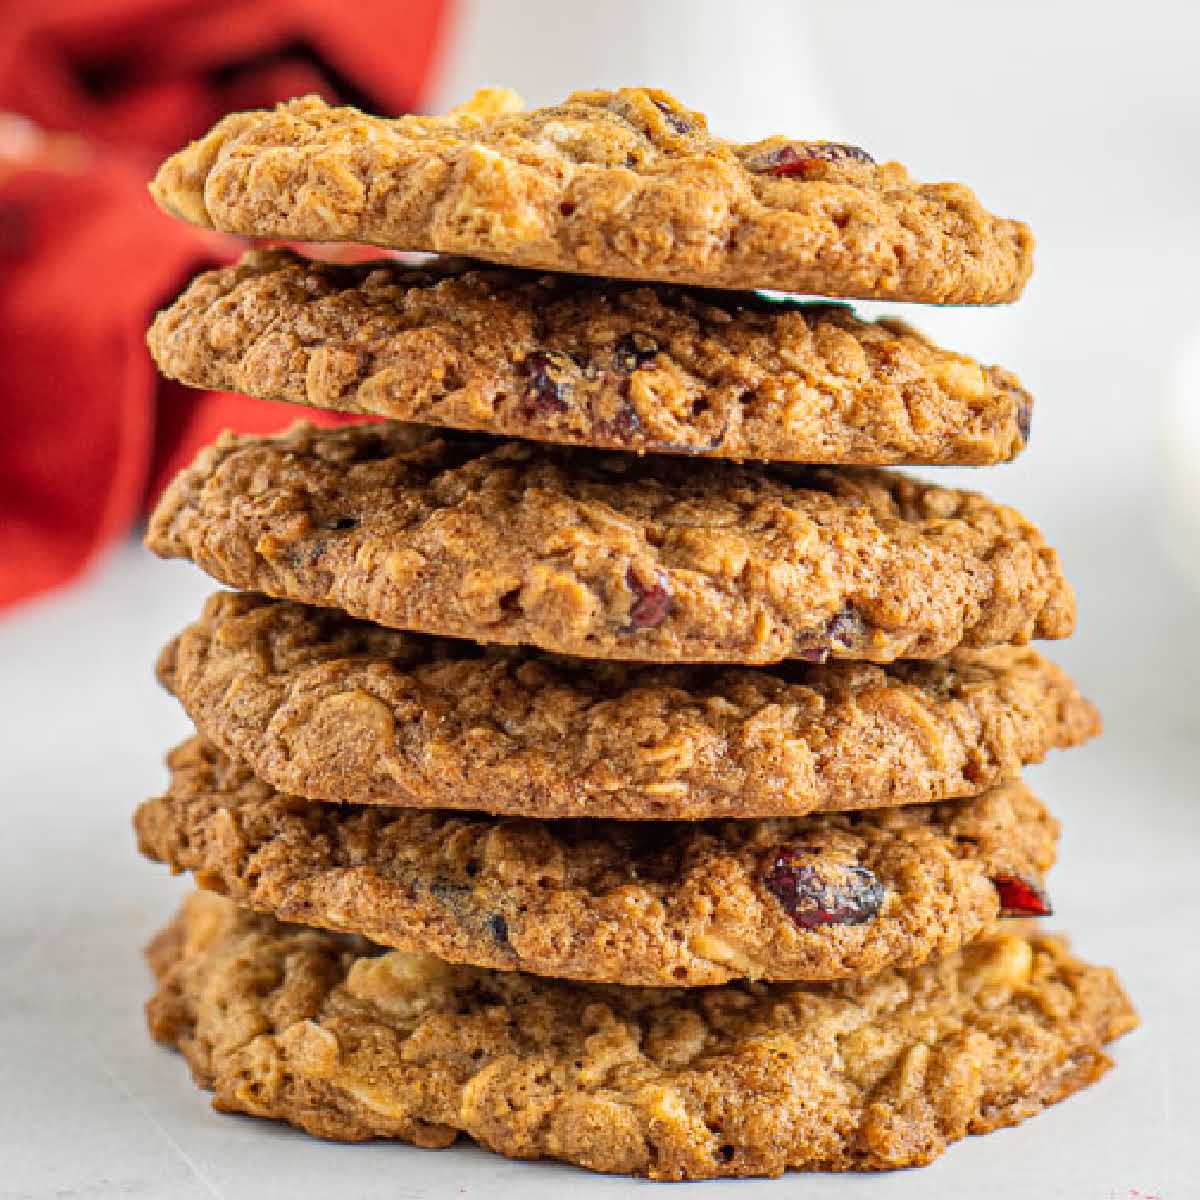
[0,0,450,610]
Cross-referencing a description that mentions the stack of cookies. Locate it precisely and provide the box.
[134,87,1135,1180]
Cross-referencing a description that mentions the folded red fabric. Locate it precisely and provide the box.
[0,0,449,610]
[0,0,449,156]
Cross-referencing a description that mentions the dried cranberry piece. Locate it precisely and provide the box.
[521,350,573,417]
[613,332,659,373]
[794,605,863,664]
[759,142,874,176]
[609,403,642,443]
[1016,397,1033,444]
[762,848,885,929]
[992,873,1052,918]
[796,647,830,665]
[825,606,864,649]
[626,568,672,630]
[653,98,693,135]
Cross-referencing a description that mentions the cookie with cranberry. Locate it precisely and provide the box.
[146,891,1135,1179]
[156,592,1099,821]
[146,422,1073,665]
[148,248,1032,466]
[136,735,1058,987]
[149,88,1032,304]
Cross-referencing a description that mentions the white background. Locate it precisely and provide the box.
[2,1,1198,1196]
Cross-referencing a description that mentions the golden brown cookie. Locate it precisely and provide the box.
[136,735,1059,987]
[147,248,1032,466]
[149,89,1033,303]
[146,891,1135,1179]
[146,422,1074,665]
[157,592,1100,821]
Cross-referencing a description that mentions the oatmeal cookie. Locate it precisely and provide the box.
[146,422,1074,665]
[136,735,1058,986]
[157,592,1099,821]
[147,248,1032,465]
[146,891,1135,1179]
[149,88,1033,303]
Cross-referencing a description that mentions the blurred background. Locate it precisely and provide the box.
[0,2,1197,1196]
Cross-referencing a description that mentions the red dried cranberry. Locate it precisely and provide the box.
[521,350,572,417]
[796,647,831,665]
[626,568,671,630]
[794,605,862,663]
[653,98,693,135]
[762,848,884,929]
[1017,397,1033,444]
[825,606,863,650]
[992,874,1052,918]
[760,142,874,176]
[613,332,659,373]
[609,403,642,443]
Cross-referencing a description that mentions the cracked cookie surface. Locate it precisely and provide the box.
[146,891,1135,1179]
[149,88,1033,303]
[148,248,1032,466]
[137,736,1058,986]
[146,422,1074,665]
[157,592,1099,820]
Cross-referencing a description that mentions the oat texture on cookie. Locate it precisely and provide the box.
[133,82,1131,1181]
[146,892,1136,1180]
[147,248,1034,465]
[146,422,1075,665]
[155,591,1098,820]
[136,735,1059,986]
[149,88,1033,303]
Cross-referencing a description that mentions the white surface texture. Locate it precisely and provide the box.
[3,1,1200,1196]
